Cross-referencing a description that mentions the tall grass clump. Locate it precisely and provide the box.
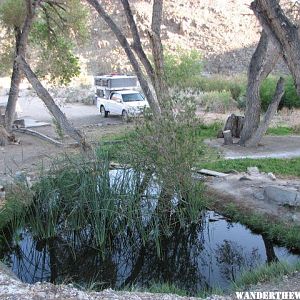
[113,99,208,234]
[4,97,207,258]
[233,261,300,289]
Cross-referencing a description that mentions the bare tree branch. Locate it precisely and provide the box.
[120,0,155,83]
[151,0,163,37]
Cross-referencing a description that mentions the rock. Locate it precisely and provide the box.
[254,192,265,200]
[291,214,300,222]
[239,176,251,181]
[267,172,276,181]
[247,167,260,176]
[15,171,27,182]
[264,185,300,207]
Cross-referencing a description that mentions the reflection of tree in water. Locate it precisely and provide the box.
[0,216,209,295]
[215,240,261,282]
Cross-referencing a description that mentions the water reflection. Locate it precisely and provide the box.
[0,211,298,295]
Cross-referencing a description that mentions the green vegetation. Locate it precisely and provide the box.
[0,0,88,83]
[202,157,300,177]
[260,76,300,111]
[0,183,33,230]
[233,261,300,290]
[126,282,188,297]
[164,49,203,86]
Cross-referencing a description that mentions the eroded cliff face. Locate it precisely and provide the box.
[2,0,293,77]
[78,0,260,75]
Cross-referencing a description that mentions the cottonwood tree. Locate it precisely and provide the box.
[0,0,87,145]
[239,0,300,147]
[239,31,281,146]
[85,0,169,116]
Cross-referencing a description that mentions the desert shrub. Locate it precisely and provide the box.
[164,49,203,86]
[182,75,246,102]
[196,90,238,113]
[260,76,300,111]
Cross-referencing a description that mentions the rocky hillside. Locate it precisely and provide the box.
[80,0,261,76]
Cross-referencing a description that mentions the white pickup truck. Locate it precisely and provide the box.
[95,75,149,120]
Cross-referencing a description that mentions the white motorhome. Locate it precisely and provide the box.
[94,75,149,120]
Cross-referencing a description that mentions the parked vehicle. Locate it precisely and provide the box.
[94,75,149,120]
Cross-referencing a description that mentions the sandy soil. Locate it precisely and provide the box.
[0,100,130,185]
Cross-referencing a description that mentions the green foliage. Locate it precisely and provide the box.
[126,282,188,297]
[0,183,33,231]
[34,35,81,85]
[266,126,295,136]
[0,0,88,82]
[179,75,247,102]
[0,0,26,28]
[164,49,203,86]
[260,76,300,111]
[233,261,300,289]
[197,90,237,113]
[201,156,300,177]
[28,1,87,85]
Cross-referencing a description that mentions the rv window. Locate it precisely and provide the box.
[96,89,104,97]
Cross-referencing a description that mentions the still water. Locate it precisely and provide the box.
[1,210,298,295]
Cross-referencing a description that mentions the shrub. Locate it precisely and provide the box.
[164,49,203,86]
[180,75,246,102]
[196,90,238,113]
[260,75,300,111]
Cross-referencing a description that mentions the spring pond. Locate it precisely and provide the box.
[0,168,299,295]
[1,210,299,295]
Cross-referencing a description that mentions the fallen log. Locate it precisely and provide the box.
[14,128,64,147]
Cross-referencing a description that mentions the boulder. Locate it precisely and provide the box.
[247,166,260,176]
[264,186,300,207]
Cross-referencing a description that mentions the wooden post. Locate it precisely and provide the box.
[223,130,233,145]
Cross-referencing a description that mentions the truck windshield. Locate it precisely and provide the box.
[122,93,144,102]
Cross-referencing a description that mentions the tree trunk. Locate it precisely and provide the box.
[148,0,171,112]
[5,29,24,131]
[17,56,86,147]
[245,77,285,147]
[239,31,280,146]
[4,0,39,131]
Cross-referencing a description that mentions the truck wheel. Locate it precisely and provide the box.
[122,110,128,122]
[100,106,108,118]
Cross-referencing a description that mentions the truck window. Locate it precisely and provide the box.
[96,89,104,97]
[122,93,144,102]
[111,93,121,101]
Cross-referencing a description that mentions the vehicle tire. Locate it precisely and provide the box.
[100,105,108,118]
[122,110,128,122]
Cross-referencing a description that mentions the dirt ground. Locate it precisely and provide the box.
[0,112,131,185]
[205,172,300,226]
[205,135,300,159]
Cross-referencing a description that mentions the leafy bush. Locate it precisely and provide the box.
[260,76,300,111]
[180,75,246,102]
[164,49,203,86]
